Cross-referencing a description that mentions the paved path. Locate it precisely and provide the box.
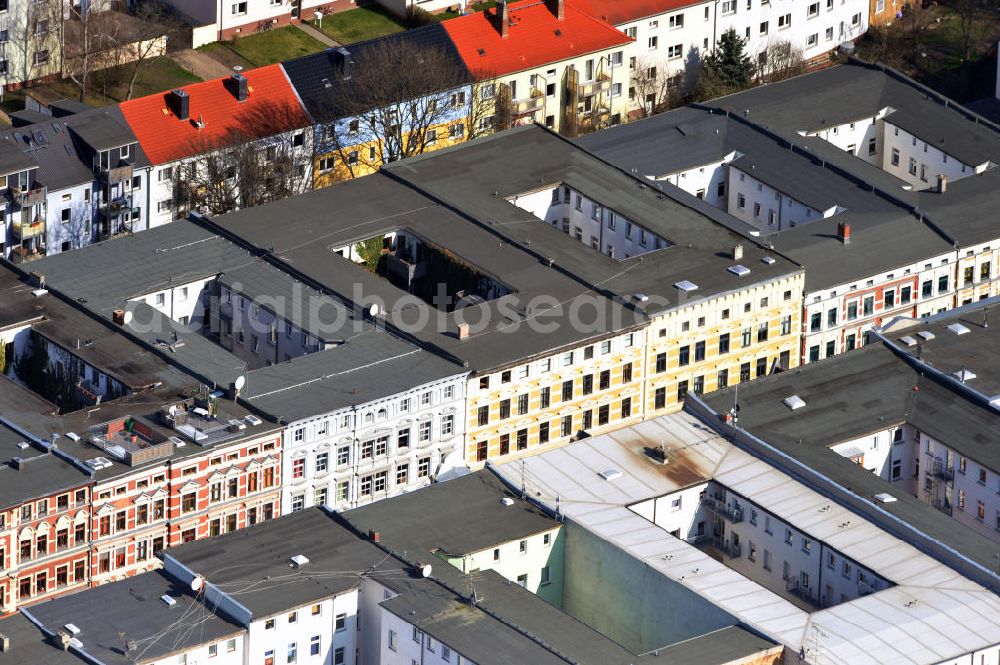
[171,49,233,80]
[296,21,341,48]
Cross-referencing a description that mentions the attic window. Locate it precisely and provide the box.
[599,468,623,481]
[783,395,806,411]
[477,48,486,56]
[946,323,970,336]
[674,280,698,292]
[728,265,750,277]
[554,29,562,36]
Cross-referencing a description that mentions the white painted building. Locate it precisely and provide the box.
[279,372,468,514]
[715,0,868,64]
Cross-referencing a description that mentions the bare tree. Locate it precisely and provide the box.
[628,58,682,119]
[64,8,122,102]
[120,1,180,100]
[757,40,805,84]
[173,101,312,216]
[323,38,471,180]
[953,0,984,62]
[901,0,933,62]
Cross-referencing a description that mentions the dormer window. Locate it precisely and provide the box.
[121,145,130,160]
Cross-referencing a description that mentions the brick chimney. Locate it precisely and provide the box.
[937,174,948,193]
[547,0,565,20]
[496,0,509,38]
[837,220,851,244]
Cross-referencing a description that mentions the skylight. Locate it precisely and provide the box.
[728,265,750,277]
[674,280,698,292]
[783,395,806,411]
[946,323,970,336]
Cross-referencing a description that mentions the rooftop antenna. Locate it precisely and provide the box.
[984,307,989,329]
[520,459,526,500]
[729,383,740,427]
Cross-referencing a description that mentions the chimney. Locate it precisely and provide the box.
[168,89,189,122]
[837,220,851,244]
[368,529,380,543]
[732,244,744,260]
[227,67,248,102]
[112,309,126,325]
[334,47,352,79]
[547,0,564,20]
[496,1,509,38]
[0,632,9,652]
[457,322,470,340]
[937,174,948,193]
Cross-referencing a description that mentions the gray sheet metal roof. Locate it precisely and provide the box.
[345,471,559,557]
[26,571,244,665]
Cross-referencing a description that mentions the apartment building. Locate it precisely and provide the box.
[500,412,1000,665]
[442,0,633,135]
[0,104,150,264]
[0,0,64,89]
[119,65,312,228]
[581,60,1000,366]
[160,0,353,42]
[281,25,473,187]
[0,425,92,616]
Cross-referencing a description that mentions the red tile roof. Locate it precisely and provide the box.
[570,0,704,26]
[443,0,632,78]
[119,64,310,165]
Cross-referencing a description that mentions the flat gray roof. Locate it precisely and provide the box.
[26,571,243,665]
[345,471,559,557]
[0,612,81,665]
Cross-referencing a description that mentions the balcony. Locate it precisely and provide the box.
[10,244,46,264]
[512,89,545,116]
[8,184,46,207]
[713,536,742,559]
[700,494,744,523]
[98,163,133,184]
[12,218,44,240]
[577,73,612,98]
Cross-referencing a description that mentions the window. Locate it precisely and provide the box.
[648,36,658,50]
[777,13,791,28]
[231,1,247,15]
[310,636,321,656]
[668,13,683,28]
[667,44,682,59]
[891,148,900,166]
[807,33,818,47]
[808,2,819,16]
[388,629,398,651]
[287,642,297,664]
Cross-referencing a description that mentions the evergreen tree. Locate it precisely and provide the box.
[700,29,755,96]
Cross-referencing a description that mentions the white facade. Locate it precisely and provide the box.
[727,165,838,233]
[147,636,245,665]
[510,182,669,260]
[247,592,360,665]
[380,605,476,665]
[615,2,715,90]
[656,155,733,208]
[281,373,468,514]
[715,0,868,63]
[129,275,214,325]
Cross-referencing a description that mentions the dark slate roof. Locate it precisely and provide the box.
[0,422,91,512]
[26,571,244,665]
[48,99,96,117]
[345,471,559,557]
[165,508,403,618]
[281,23,471,125]
[0,612,81,665]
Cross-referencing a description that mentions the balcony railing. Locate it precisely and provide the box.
[8,185,46,207]
[512,89,545,115]
[98,163,134,184]
[577,73,612,98]
[700,495,744,523]
[12,218,44,240]
[10,245,45,264]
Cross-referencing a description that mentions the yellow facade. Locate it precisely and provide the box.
[645,274,805,416]
[312,118,468,189]
[465,328,647,465]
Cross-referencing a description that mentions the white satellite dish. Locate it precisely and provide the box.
[191,575,204,592]
[122,310,134,325]
[420,564,433,578]
[234,375,246,391]
[368,303,380,318]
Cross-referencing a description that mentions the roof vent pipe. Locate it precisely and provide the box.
[732,244,743,260]
[546,0,564,20]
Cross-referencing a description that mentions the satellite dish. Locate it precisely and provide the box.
[190,575,204,592]
[122,310,134,325]
[368,303,380,318]
[234,375,246,391]
[420,564,433,578]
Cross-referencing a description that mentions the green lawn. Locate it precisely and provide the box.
[440,1,497,20]
[8,56,202,111]
[314,6,407,44]
[200,26,327,68]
